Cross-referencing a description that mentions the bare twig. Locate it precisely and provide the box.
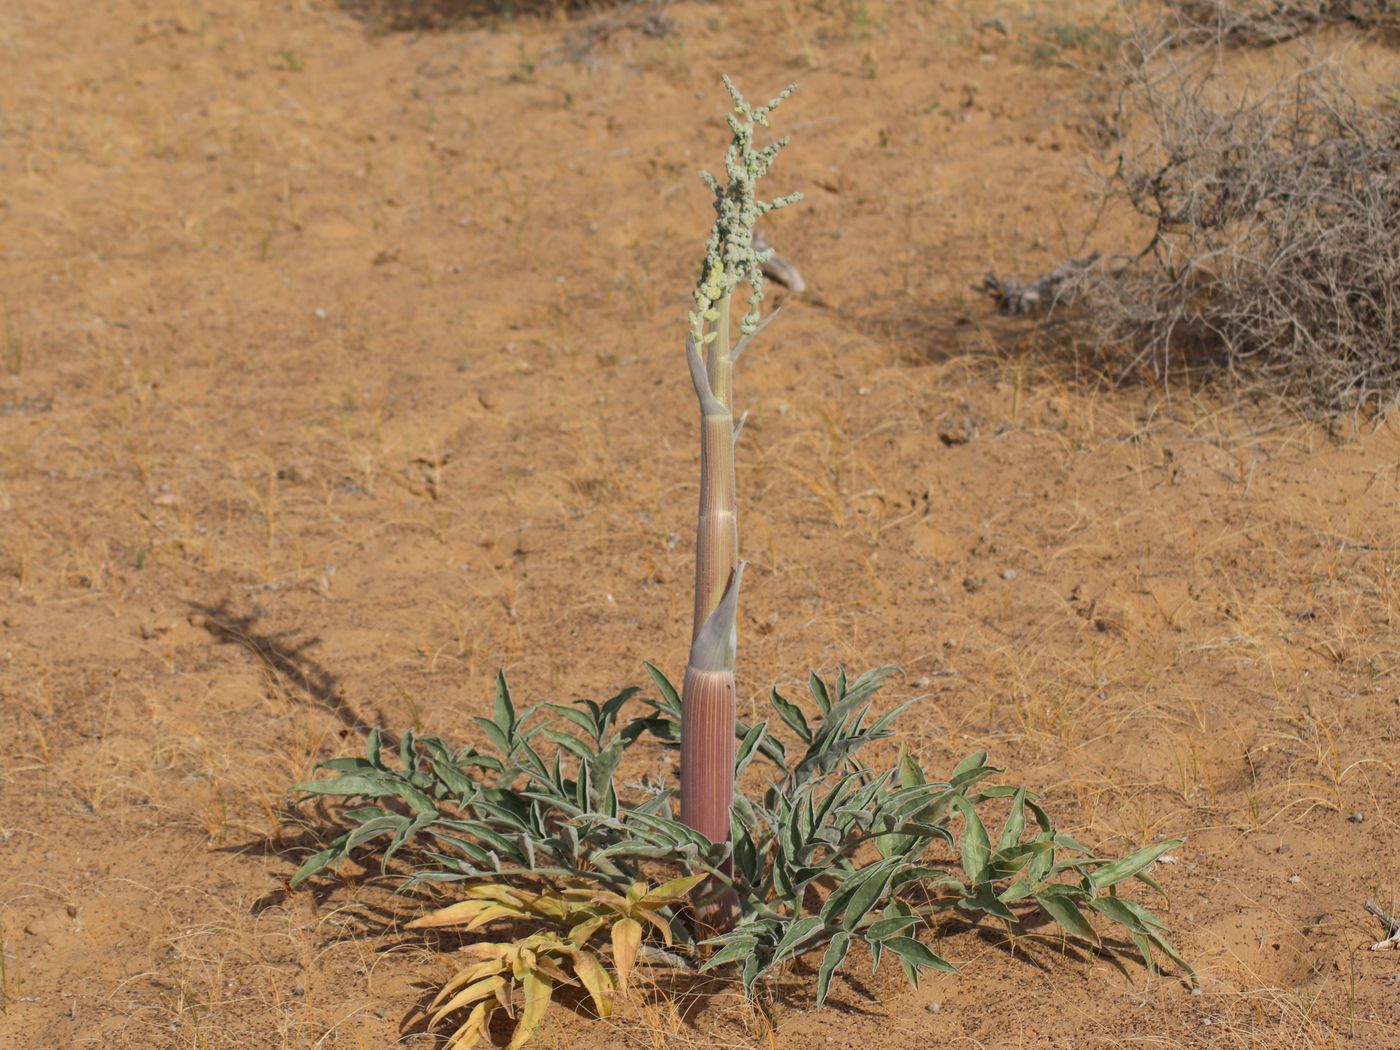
[753,228,806,294]
[985,253,1101,314]
[1364,901,1400,950]
[545,0,673,65]
[639,944,698,971]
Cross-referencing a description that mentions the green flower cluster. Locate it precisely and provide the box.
[690,77,803,341]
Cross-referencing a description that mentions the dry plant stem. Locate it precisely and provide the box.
[1364,902,1400,950]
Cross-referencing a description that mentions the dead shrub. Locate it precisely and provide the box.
[990,43,1400,409]
[1162,0,1400,48]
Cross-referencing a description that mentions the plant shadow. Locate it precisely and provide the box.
[187,598,388,739]
[877,293,1240,398]
[336,0,664,34]
[941,908,1147,984]
[803,220,1270,401]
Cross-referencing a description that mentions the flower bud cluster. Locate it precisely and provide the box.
[689,77,803,342]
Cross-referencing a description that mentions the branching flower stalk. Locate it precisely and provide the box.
[680,77,801,930]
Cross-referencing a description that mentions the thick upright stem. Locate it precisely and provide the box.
[692,293,739,640]
[681,560,744,933]
[679,665,736,846]
[682,309,743,931]
[706,294,734,411]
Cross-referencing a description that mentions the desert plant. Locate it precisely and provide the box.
[677,74,800,928]
[288,79,1193,1045]
[291,666,1193,1009]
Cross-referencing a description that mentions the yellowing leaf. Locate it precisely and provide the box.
[643,874,707,903]
[430,960,506,1009]
[611,916,643,994]
[512,891,574,922]
[465,884,530,906]
[443,1000,495,1050]
[569,887,629,912]
[567,915,607,947]
[569,950,615,1018]
[532,954,573,984]
[462,942,513,959]
[430,976,507,1028]
[631,905,678,947]
[507,969,553,1050]
[444,1015,481,1050]
[410,900,527,930]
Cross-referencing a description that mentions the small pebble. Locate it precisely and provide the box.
[1275,844,1290,854]
[1348,812,1365,824]
[277,462,314,484]
[1288,874,1301,884]
[926,1001,941,1013]
[1001,568,1018,581]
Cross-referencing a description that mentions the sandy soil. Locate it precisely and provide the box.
[2,0,1399,1046]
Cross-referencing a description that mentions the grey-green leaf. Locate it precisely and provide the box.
[996,787,1027,851]
[772,917,828,964]
[770,688,812,743]
[1036,891,1100,945]
[865,913,923,942]
[493,669,516,738]
[952,795,990,885]
[815,931,851,1008]
[882,936,957,984]
[1088,840,1182,891]
[290,844,341,887]
[293,774,396,799]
